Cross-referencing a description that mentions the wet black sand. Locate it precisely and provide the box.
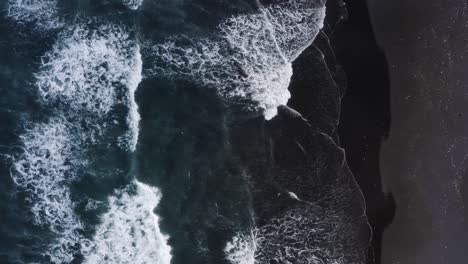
[333,0,395,263]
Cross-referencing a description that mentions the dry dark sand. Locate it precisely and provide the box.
[367,0,468,263]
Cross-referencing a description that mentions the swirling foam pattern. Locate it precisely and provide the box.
[225,232,257,264]
[11,118,85,263]
[10,22,158,263]
[243,204,360,264]
[7,0,63,30]
[225,205,359,264]
[148,0,325,119]
[36,23,143,151]
[122,0,144,10]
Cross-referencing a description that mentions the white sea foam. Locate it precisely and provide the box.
[7,0,63,30]
[83,180,172,264]
[36,24,139,115]
[122,0,144,10]
[253,204,357,264]
[120,45,143,151]
[262,0,326,61]
[147,0,325,119]
[219,12,293,120]
[149,15,292,120]
[11,117,85,263]
[10,21,146,263]
[226,202,359,264]
[36,23,143,151]
[225,232,257,264]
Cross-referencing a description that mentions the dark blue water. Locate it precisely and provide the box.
[0,1,369,264]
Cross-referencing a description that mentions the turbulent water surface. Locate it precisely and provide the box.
[0,1,368,264]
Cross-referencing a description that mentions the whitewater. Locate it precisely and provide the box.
[4,0,328,263]
[147,0,326,120]
[8,3,172,261]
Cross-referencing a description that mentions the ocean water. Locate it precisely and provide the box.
[0,1,367,264]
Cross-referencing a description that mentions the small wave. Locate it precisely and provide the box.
[122,0,144,10]
[146,0,325,120]
[7,0,63,30]
[83,180,172,264]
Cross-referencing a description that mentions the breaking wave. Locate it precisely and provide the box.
[225,232,257,264]
[36,23,143,151]
[7,1,329,263]
[9,21,161,263]
[147,0,325,119]
[11,118,86,263]
[7,0,63,30]
[83,181,172,264]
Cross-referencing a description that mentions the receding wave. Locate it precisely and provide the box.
[7,0,63,30]
[225,202,360,264]
[83,180,172,264]
[254,204,358,264]
[147,0,325,119]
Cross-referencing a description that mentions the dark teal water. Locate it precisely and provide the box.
[0,1,368,264]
